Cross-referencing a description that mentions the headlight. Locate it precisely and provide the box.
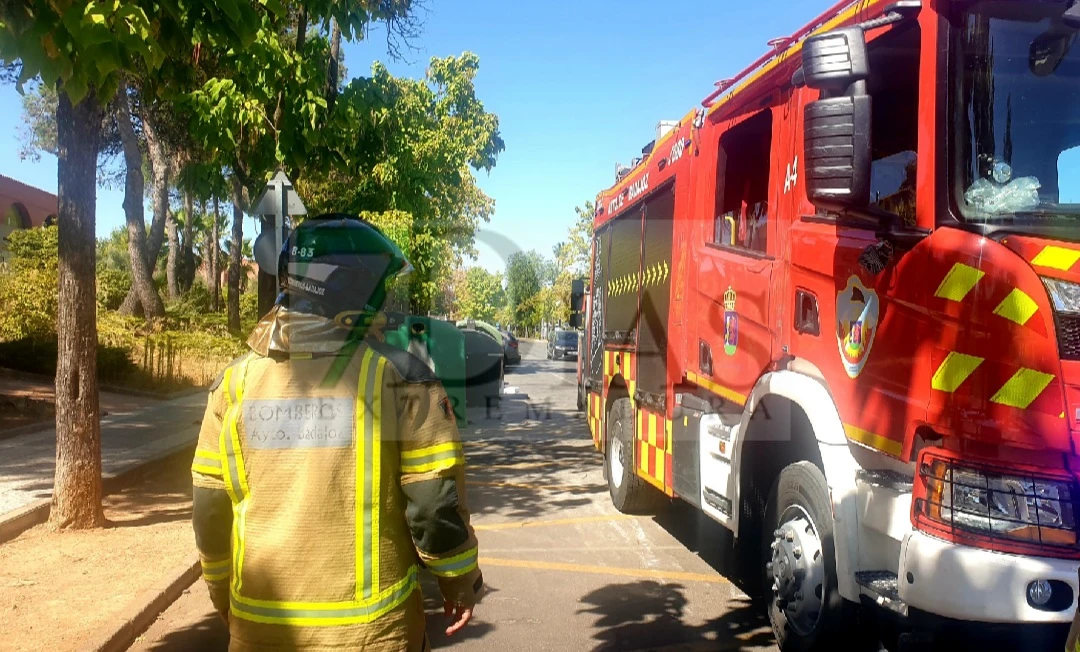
[915,452,1079,553]
[1043,277,1080,315]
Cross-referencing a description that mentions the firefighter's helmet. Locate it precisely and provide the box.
[277,214,411,321]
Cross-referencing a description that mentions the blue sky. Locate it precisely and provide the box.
[0,0,834,273]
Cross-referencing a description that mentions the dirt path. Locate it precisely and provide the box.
[0,450,196,652]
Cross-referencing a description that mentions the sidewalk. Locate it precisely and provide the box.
[0,391,207,519]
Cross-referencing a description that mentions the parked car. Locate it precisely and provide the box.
[547,329,578,360]
[500,329,521,366]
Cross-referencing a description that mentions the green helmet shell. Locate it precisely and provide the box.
[277,213,411,318]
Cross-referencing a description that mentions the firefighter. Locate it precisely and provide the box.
[190,214,482,651]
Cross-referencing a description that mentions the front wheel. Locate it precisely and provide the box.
[763,461,860,652]
[605,397,667,514]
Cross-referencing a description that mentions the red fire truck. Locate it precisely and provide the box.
[573,0,1080,648]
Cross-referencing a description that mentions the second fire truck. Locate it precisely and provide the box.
[574,0,1080,649]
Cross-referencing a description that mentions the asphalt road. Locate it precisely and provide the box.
[129,339,776,652]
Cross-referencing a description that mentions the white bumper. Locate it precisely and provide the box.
[899,530,1078,623]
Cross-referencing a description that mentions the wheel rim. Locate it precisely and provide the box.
[609,432,625,489]
[767,504,826,637]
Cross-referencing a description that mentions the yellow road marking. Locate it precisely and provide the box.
[469,461,578,471]
[475,514,635,532]
[480,557,728,584]
[469,480,602,492]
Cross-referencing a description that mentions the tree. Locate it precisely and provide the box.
[565,200,595,276]
[505,250,545,333]
[456,267,504,323]
[297,53,504,313]
[114,81,166,318]
[0,0,352,530]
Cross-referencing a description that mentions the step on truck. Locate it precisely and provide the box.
[572,0,1080,648]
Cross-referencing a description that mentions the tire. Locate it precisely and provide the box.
[605,397,667,514]
[762,462,863,652]
[576,383,586,411]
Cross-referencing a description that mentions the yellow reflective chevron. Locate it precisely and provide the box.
[931,352,984,392]
[990,368,1055,409]
[993,288,1039,326]
[1031,245,1080,271]
[934,263,984,302]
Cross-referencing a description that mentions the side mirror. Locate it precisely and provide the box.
[798,27,869,91]
[804,95,872,212]
[798,27,873,213]
[569,278,586,329]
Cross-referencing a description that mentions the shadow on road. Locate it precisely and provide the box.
[136,610,228,652]
[578,579,773,651]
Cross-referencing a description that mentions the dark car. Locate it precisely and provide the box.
[501,329,521,366]
[547,329,578,360]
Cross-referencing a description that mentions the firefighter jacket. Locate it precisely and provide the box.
[191,306,482,651]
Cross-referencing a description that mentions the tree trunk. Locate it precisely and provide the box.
[114,82,165,319]
[212,196,222,311]
[118,109,171,313]
[166,209,180,300]
[325,19,342,111]
[228,177,244,334]
[181,191,195,292]
[52,88,105,530]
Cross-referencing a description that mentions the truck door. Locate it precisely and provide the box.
[690,108,779,404]
[691,107,782,525]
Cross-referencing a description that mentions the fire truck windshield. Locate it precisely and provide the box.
[953,1,1080,227]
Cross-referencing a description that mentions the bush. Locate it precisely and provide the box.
[0,227,59,341]
[96,267,131,310]
[0,337,139,384]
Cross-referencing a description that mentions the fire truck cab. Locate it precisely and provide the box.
[578,0,1080,648]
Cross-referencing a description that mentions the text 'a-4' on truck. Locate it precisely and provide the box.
[573,0,1080,649]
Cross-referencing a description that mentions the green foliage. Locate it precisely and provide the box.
[0,0,278,104]
[96,226,132,309]
[297,53,504,313]
[505,250,545,330]
[0,226,59,340]
[565,200,595,276]
[455,267,505,323]
[97,267,131,310]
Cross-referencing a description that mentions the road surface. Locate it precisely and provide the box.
[129,339,777,652]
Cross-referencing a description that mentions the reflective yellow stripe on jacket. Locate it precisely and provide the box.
[425,546,479,578]
[219,347,418,625]
[400,442,464,474]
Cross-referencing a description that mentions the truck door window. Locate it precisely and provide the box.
[712,109,772,253]
[867,23,921,225]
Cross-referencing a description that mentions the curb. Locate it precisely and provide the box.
[80,555,201,652]
[0,367,209,401]
[0,440,198,545]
